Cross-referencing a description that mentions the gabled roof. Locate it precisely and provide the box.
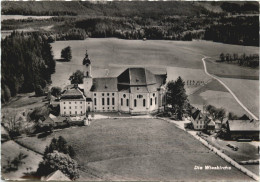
[92,77,118,92]
[42,170,71,181]
[228,119,259,131]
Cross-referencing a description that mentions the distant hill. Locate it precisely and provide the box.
[2,1,258,17]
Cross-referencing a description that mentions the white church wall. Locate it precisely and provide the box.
[93,92,118,112]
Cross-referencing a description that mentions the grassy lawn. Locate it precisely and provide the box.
[16,118,252,181]
[1,141,42,180]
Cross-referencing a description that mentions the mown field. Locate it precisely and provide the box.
[1,141,42,180]
[16,118,251,181]
[50,38,259,117]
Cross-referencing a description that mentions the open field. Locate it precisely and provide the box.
[220,78,259,118]
[189,79,249,116]
[16,118,252,181]
[1,141,42,180]
[50,38,259,117]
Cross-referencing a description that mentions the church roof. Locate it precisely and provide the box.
[92,77,118,92]
[118,68,157,86]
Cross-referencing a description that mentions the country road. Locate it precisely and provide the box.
[201,57,258,120]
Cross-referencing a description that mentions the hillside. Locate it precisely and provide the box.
[2,1,259,17]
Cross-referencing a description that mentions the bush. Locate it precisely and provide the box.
[50,87,61,97]
[61,46,72,62]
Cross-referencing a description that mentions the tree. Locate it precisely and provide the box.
[228,112,238,120]
[43,136,75,158]
[166,76,187,119]
[51,87,62,97]
[35,85,44,97]
[61,46,72,62]
[36,151,79,180]
[215,108,226,123]
[70,70,84,84]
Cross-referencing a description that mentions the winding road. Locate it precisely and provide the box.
[201,57,258,120]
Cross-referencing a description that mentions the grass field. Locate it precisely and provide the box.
[50,38,259,118]
[16,118,252,181]
[1,141,42,180]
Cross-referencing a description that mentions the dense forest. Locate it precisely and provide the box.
[218,53,259,68]
[2,1,259,46]
[1,32,56,103]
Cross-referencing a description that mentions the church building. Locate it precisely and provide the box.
[60,51,167,116]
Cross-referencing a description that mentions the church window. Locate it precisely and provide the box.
[75,102,77,104]
[69,102,71,104]
[150,98,152,106]
[108,107,109,110]
[94,98,97,105]
[121,98,123,106]
[81,111,82,114]
[64,107,66,109]
[107,93,109,96]
[112,98,115,105]
[126,99,129,106]
[64,111,66,114]
[143,99,146,107]
[153,93,155,97]
[69,106,71,109]
[107,98,110,105]
[134,99,137,107]
[102,93,104,96]
[80,102,82,104]
[80,106,82,109]
[75,111,77,114]
[102,98,105,105]
[112,93,115,96]
[155,97,157,105]
[64,102,65,104]
[70,111,71,114]
[94,93,96,96]
[123,94,126,98]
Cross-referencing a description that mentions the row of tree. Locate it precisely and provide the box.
[219,53,259,68]
[1,31,56,103]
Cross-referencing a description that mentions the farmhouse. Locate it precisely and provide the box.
[227,119,259,141]
[60,53,167,116]
[190,109,214,130]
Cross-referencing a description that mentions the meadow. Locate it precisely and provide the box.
[50,38,259,117]
[16,118,251,181]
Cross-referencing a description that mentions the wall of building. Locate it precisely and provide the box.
[60,99,86,116]
[118,92,130,113]
[92,92,118,112]
[191,119,207,130]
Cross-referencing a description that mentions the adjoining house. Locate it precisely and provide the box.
[227,119,259,141]
[190,109,215,131]
[41,170,71,181]
[60,53,167,116]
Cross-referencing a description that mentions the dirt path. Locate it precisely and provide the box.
[202,56,258,120]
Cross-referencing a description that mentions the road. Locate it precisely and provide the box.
[201,57,258,120]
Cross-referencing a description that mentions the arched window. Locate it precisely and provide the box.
[86,71,89,77]
[150,98,152,106]
[121,98,123,106]
[134,99,137,107]
[155,97,157,105]
[143,99,146,107]
[126,99,129,106]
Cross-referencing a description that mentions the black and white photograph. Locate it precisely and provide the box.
[1,0,259,181]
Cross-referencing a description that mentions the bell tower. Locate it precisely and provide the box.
[83,50,93,98]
